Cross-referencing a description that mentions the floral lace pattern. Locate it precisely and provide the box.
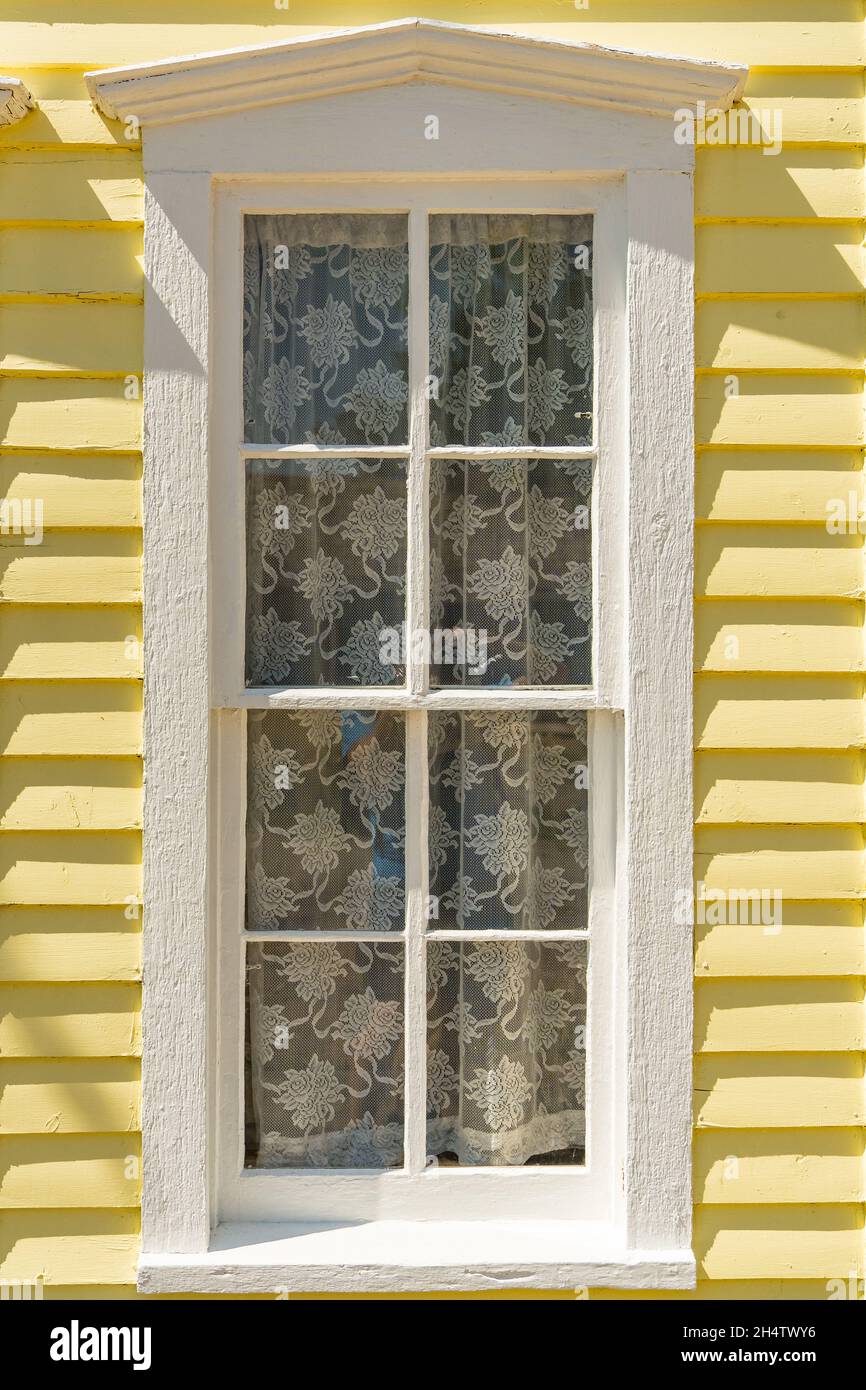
[428,214,593,447]
[244,215,409,446]
[246,711,406,933]
[428,711,588,932]
[430,456,592,686]
[246,457,406,686]
[427,939,587,1165]
[246,941,404,1168]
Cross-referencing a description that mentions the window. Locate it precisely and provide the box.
[86,18,745,1292]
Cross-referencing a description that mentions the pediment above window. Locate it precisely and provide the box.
[85,17,745,127]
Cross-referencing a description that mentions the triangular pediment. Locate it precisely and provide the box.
[85,17,746,126]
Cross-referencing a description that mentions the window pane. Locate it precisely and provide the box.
[246,457,407,687]
[246,711,405,933]
[244,214,409,445]
[428,214,593,447]
[246,941,404,1168]
[429,456,591,687]
[427,939,586,1166]
[428,711,588,931]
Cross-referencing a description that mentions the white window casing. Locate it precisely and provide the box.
[86,19,746,1296]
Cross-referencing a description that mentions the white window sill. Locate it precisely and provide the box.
[138,1222,696,1295]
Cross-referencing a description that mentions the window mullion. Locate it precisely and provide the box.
[406,205,430,698]
[403,708,429,1174]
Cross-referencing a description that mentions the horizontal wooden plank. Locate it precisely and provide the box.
[0,379,141,452]
[592,1280,857,1302]
[0,607,142,680]
[697,225,864,297]
[0,151,142,224]
[0,532,141,605]
[695,1205,864,1281]
[0,455,141,530]
[696,825,866,899]
[696,375,864,449]
[0,1058,139,1134]
[696,527,862,600]
[0,681,141,756]
[695,751,864,825]
[697,302,865,373]
[0,1208,138,1284]
[0,759,141,831]
[695,978,865,1052]
[695,674,865,750]
[695,1129,864,1205]
[4,3,864,68]
[0,76,133,150]
[0,227,142,298]
[0,832,140,907]
[695,1054,865,1129]
[0,1133,141,1208]
[0,981,141,1057]
[737,72,864,147]
[696,919,866,979]
[696,148,864,222]
[696,452,863,523]
[0,907,140,981]
[695,601,864,673]
[0,303,142,375]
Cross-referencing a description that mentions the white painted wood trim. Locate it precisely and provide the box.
[0,76,33,126]
[85,17,746,126]
[622,170,695,1250]
[139,1222,696,1295]
[141,175,213,1254]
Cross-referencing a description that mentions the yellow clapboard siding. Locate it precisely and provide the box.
[0,379,141,452]
[0,532,141,605]
[0,151,142,224]
[0,608,142,680]
[695,1055,866,1129]
[696,601,864,673]
[695,1129,864,1205]
[696,918,866,979]
[0,1209,138,1284]
[0,103,130,151]
[697,301,865,373]
[695,1206,864,1281]
[0,682,141,756]
[696,148,865,223]
[697,225,865,297]
[696,527,862,600]
[695,675,865,750]
[0,982,141,1058]
[0,303,142,375]
[0,832,140,907]
[0,1058,139,1134]
[0,227,142,299]
[4,2,864,68]
[0,759,141,831]
[696,375,864,449]
[695,751,865,824]
[695,979,865,1052]
[696,451,863,523]
[0,908,140,981]
[0,455,141,530]
[0,1134,141,1208]
[695,825,866,898]
[738,72,864,147]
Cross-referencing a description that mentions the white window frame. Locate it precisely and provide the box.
[86,18,746,1295]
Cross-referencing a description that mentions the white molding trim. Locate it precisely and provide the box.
[0,76,33,127]
[85,17,746,126]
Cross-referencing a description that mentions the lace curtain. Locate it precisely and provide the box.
[243,213,591,1170]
